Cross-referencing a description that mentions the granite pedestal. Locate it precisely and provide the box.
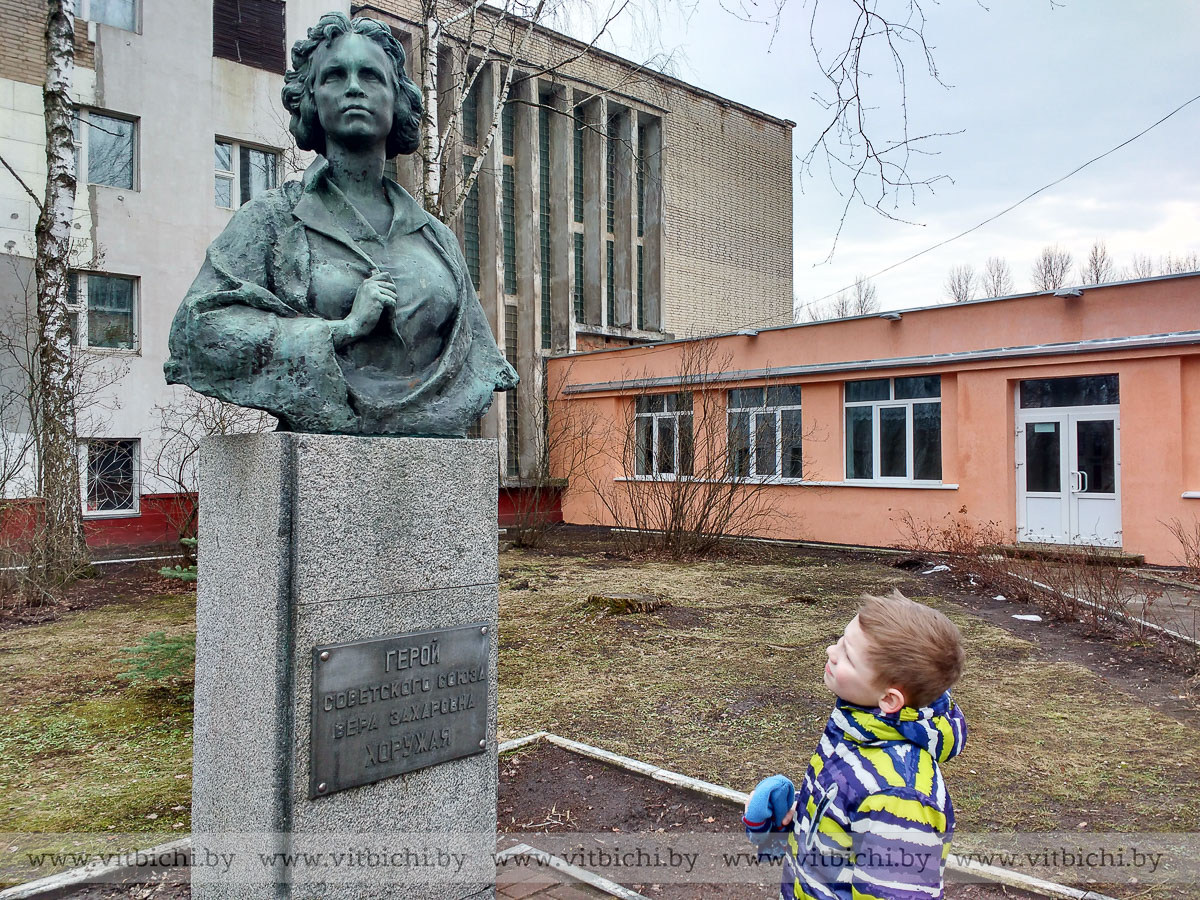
[192,433,498,899]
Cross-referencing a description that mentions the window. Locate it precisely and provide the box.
[72,110,136,190]
[844,376,941,482]
[501,164,517,295]
[538,102,552,350]
[634,393,693,477]
[728,385,803,480]
[1019,374,1118,409]
[505,305,520,477]
[213,0,286,74]
[462,156,481,290]
[214,140,279,208]
[80,0,137,31]
[82,439,138,514]
[67,272,138,351]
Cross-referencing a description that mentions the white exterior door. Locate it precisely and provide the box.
[1016,406,1121,547]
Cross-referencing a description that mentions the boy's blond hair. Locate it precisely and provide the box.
[857,590,964,708]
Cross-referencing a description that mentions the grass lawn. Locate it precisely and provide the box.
[1,541,1198,893]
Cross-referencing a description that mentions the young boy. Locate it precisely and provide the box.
[744,590,967,900]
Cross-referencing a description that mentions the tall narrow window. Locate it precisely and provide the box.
[538,103,552,350]
[501,101,515,156]
[605,114,616,234]
[606,241,615,325]
[462,156,481,290]
[637,125,647,238]
[573,233,585,322]
[505,305,520,477]
[462,81,479,147]
[636,246,644,331]
[501,164,517,295]
[573,110,585,224]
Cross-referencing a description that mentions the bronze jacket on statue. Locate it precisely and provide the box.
[164,157,517,436]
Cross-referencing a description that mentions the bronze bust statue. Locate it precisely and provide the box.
[164,12,517,436]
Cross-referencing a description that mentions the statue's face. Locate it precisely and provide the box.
[312,32,395,152]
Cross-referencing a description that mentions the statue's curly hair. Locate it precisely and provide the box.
[281,12,422,159]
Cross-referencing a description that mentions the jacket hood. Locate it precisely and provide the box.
[829,692,966,763]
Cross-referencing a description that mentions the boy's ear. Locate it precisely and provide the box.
[878,686,907,714]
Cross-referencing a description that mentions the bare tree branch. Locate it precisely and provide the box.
[0,154,43,210]
[801,0,960,260]
[944,263,975,303]
[980,255,1012,298]
[1030,244,1073,291]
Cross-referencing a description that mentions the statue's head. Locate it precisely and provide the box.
[282,12,423,159]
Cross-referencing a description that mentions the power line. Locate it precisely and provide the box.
[789,91,1200,317]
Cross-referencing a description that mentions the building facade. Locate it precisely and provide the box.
[0,0,793,547]
[548,273,1200,565]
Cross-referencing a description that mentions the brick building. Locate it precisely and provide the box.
[0,0,793,547]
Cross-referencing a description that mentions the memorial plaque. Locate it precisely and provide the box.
[310,623,490,798]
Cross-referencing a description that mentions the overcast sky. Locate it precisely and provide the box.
[564,0,1200,320]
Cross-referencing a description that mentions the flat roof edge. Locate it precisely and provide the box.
[559,331,1200,395]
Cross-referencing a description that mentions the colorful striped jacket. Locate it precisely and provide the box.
[781,693,967,900]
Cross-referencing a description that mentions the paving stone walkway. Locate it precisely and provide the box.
[496,866,609,898]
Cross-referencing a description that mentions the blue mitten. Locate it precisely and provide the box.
[743,774,795,860]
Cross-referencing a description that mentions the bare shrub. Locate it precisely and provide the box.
[895,507,1167,640]
[560,338,800,558]
[149,390,274,566]
[1163,517,1200,584]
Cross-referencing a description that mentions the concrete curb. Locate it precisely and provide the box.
[501,731,1121,900]
[496,844,651,900]
[3,733,1123,900]
[0,839,190,900]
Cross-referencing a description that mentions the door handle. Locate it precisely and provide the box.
[1069,471,1079,493]
[1079,470,1088,493]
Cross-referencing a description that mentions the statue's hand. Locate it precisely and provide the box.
[331,271,396,349]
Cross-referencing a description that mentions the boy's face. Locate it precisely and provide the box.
[824,615,889,708]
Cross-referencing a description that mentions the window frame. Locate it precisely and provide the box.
[66,271,140,353]
[80,438,140,517]
[727,386,803,482]
[633,393,694,480]
[214,138,280,210]
[844,376,942,484]
[79,0,139,32]
[73,109,138,191]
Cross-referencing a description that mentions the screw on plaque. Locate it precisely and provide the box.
[480,626,488,635]
[317,783,328,793]
[320,651,330,662]
[478,739,486,749]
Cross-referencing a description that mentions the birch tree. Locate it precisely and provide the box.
[32,0,88,579]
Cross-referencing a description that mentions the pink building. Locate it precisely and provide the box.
[547,272,1200,565]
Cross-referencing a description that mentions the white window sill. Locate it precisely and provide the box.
[82,508,140,519]
[82,346,140,357]
[615,476,958,490]
[822,480,958,490]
